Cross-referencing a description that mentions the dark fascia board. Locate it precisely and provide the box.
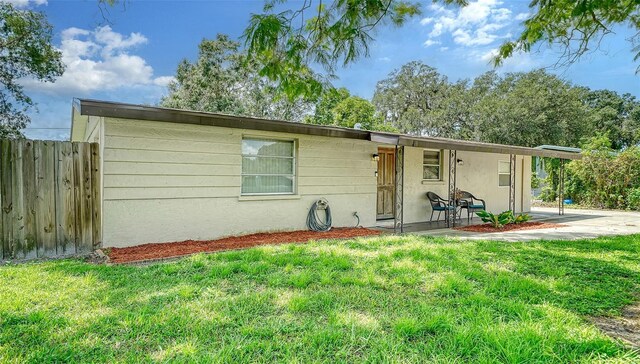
[76,99,371,141]
[76,99,581,160]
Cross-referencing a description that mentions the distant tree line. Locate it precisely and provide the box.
[163,36,640,152]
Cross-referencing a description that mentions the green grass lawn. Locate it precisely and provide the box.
[1,234,639,363]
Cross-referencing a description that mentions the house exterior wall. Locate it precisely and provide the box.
[100,117,378,247]
[78,115,533,247]
[402,147,531,224]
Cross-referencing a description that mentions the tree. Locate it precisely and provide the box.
[494,1,640,71]
[372,61,452,136]
[161,34,247,114]
[332,96,380,129]
[0,3,64,138]
[303,87,351,125]
[583,90,640,150]
[305,91,397,131]
[242,1,640,99]
[372,62,597,147]
[242,0,434,99]
[160,34,312,121]
[470,70,589,148]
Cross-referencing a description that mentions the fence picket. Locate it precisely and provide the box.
[22,141,38,259]
[36,141,57,257]
[90,143,101,248]
[79,143,93,252]
[55,142,76,256]
[11,140,25,259]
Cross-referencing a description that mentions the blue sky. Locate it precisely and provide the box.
[12,0,640,140]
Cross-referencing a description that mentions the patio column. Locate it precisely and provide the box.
[447,150,457,227]
[394,145,405,233]
[509,154,516,212]
[558,159,565,215]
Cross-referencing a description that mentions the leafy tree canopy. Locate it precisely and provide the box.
[160,34,312,122]
[304,89,398,132]
[332,96,380,129]
[0,3,64,138]
[373,61,453,136]
[582,90,640,150]
[470,69,589,148]
[243,0,640,99]
[303,87,351,125]
[372,61,639,149]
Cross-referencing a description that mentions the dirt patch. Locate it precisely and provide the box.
[454,221,566,233]
[106,228,382,264]
[592,303,640,349]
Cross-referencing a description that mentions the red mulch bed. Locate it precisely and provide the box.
[106,228,382,264]
[454,221,566,233]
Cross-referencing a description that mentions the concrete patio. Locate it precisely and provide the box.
[405,207,640,241]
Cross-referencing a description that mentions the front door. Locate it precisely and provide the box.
[376,148,395,219]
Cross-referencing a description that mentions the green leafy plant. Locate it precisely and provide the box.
[514,213,531,224]
[567,136,640,209]
[475,210,514,229]
[628,188,640,211]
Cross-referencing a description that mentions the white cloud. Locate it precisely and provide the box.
[429,22,444,37]
[420,17,434,25]
[515,12,530,21]
[377,56,391,63]
[420,0,515,48]
[23,26,172,95]
[5,0,47,8]
[439,46,449,52]
[153,76,175,86]
[94,26,148,57]
[423,39,441,47]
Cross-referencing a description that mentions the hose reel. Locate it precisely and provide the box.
[307,198,332,232]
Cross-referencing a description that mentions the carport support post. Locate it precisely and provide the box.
[558,159,565,216]
[394,145,404,233]
[509,154,516,213]
[447,150,457,228]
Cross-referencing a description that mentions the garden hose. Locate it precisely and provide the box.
[307,198,332,232]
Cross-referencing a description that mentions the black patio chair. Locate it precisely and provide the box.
[426,192,456,222]
[457,191,486,223]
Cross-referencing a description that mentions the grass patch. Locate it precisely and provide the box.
[0,234,639,362]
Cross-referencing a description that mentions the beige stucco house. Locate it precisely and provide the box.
[71,99,580,248]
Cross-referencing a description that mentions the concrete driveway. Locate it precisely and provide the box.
[416,207,640,241]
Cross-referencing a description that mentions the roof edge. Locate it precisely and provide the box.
[75,99,581,160]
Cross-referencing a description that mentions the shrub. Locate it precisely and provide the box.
[476,210,531,228]
[514,213,531,224]
[567,135,640,209]
[476,210,514,228]
[628,188,640,211]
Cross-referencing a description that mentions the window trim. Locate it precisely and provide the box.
[422,149,443,181]
[498,160,511,187]
[241,136,297,196]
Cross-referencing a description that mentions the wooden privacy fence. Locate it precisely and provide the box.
[0,139,101,261]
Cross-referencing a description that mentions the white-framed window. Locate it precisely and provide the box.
[241,137,296,195]
[498,160,511,187]
[423,150,442,181]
